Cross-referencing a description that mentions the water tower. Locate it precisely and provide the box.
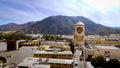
[74,21,85,46]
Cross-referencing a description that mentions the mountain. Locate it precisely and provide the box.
[0,23,17,29]
[113,27,120,30]
[1,15,120,35]
[0,22,36,31]
[16,16,74,34]
[0,23,23,31]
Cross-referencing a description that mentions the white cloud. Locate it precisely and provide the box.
[0,0,120,27]
[84,0,120,13]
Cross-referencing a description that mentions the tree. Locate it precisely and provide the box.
[91,56,120,68]
[91,56,106,68]
[107,58,120,68]
[0,33,30,40]
[0,56,6,63]
[43,34,50,40]
[69,41,74,54]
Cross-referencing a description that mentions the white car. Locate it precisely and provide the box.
[74,60,78,66]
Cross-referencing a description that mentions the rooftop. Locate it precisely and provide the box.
[34,50,73,55]
[18,61,50,68]
[18,57,73,67]
[75,21,84,26]
[95,45,120,49]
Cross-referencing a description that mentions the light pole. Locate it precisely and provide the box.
[80,42,86,68]
[73,44,76,68]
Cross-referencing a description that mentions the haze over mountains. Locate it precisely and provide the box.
[0,15,120,35]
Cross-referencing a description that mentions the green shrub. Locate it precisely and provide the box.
[69,42,74,54]
[107,58,120,68]
[91,56,120,68]
[91,56,106,68]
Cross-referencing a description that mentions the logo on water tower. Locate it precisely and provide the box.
[76,27,83,34]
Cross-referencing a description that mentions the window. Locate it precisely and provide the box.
[69,55,71,57]
[88,55,92,59]
[19,66,28,68]
[56,64,61,65]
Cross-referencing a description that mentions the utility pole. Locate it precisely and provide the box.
[83,44,86,68]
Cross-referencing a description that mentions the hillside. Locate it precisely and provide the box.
[1,15,120,35]
[0,23,23,31]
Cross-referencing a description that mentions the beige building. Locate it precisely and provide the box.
[95,38,120,45]
[34,50,73,59]
[39,45,70,51]
[93,45,120,58]
[84,45,120,59]
[109,34,120,39]
[85,34,120,45]
[34,45,73,59]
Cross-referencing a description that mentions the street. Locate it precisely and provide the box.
[74,49,94,68]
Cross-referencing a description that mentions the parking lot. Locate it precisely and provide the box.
[0,46,38,67]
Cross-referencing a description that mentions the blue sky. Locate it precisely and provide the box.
[0,0,120,27]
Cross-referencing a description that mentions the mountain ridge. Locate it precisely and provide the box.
[0,15,120,35]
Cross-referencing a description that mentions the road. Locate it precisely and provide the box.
[86,62,94,68]
[74,49,94,68]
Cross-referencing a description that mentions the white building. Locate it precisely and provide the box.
[17,57,73,68]
[62,35,74,39]
[0,42,7,51]
[42,41,69,45]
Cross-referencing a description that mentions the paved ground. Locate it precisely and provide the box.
[74,49,84,68]
[0,46,38,68]
[86,62,94,68]
[74,49,94,68]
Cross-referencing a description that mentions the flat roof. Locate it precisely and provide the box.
[95,46,120,49]
[19,57,73,66]
[18,60,34,67]
[34,50,73,55]
[32,65,50,68]
[0,42,6,45]
[18,57,50,68]
[18,62,50,68]
[44,58,73,64]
